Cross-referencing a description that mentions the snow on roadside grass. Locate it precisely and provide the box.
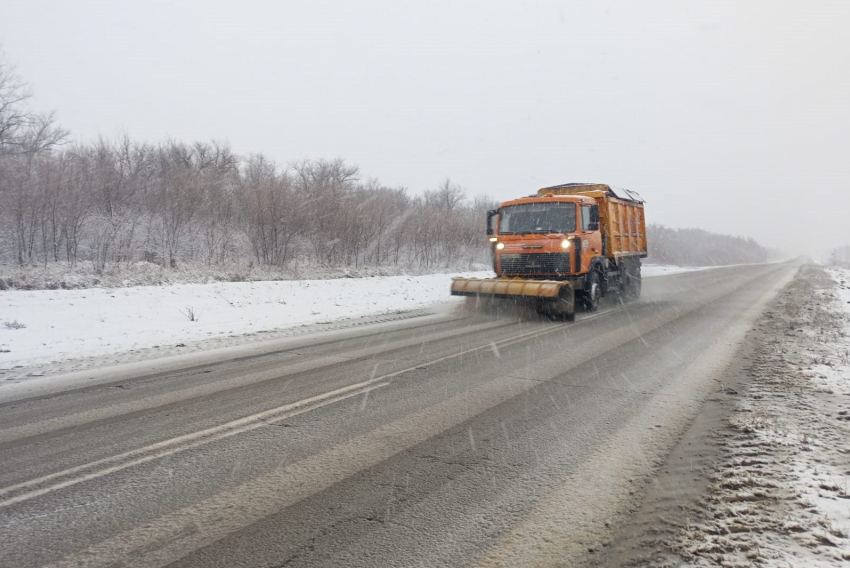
[801,269,850,394]
[0,271,491,369]
[664,266,850,567]
[754,266,850,564]
[811,268,850,394]
[0,260,493,290]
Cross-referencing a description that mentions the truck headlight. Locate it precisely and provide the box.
[560,239,571,249]
[495,242,505,250]
[488,237,498,243]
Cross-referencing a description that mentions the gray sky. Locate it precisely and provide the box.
[2,0,848,254]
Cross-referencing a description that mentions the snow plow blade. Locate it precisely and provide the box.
[450,277,575,317]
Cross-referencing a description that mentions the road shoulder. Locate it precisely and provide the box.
[599,265,850,567]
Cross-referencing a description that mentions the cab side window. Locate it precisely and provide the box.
[581,205,592,231]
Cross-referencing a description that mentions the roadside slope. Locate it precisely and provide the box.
[599,265,850,567]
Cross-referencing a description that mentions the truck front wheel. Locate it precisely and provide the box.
[583,270,602,312]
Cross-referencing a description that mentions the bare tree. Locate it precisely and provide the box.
[0,48,34,154]
[0,49,69,266]
[240,155,304,266]
[432,178,465,213]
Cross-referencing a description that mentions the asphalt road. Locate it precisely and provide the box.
[0,263,797,568]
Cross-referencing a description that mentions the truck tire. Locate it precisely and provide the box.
[583,270,602,312]
[537,287,576,322]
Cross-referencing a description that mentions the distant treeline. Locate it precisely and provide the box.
[646,224,768,266]
[0,51,767,284]
[0,137,493,272]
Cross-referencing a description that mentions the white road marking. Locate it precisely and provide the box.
[0,318,514,443]
[0,382,389,509]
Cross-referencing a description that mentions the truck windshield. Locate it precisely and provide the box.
[498,202,576,234]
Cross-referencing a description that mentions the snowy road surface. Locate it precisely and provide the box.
[0,263,798,568]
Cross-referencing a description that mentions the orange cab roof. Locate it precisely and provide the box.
[499,193,594,208]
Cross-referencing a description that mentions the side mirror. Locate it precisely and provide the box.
[486,209,498,236]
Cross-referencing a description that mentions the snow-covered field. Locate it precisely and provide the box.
[0,271,492,370]
[0,264,717,371]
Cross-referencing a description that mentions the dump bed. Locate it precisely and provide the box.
[537,183,647,259]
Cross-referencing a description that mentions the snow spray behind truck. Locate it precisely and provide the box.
[451,183,647,320]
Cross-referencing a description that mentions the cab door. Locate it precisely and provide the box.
[579,204,603,273]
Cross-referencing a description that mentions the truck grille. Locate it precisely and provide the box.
[500,253,571,275]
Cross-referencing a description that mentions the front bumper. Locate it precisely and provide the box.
[450,277,575,314]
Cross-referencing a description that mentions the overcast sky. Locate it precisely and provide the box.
[2,0,848,255]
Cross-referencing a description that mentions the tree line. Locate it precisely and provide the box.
[0,137,492,272]
[647,224,768,266]
[0,52,494,274]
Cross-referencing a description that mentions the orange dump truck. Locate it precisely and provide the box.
[451,183,647,319]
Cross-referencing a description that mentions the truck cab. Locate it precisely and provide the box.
[487,194,602,279]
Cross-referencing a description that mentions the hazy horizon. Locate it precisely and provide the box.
[2,0,848,256]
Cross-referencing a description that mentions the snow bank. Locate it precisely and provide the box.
[0,271,490,369]
[808,267,850,394]
[829,266,850,309]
